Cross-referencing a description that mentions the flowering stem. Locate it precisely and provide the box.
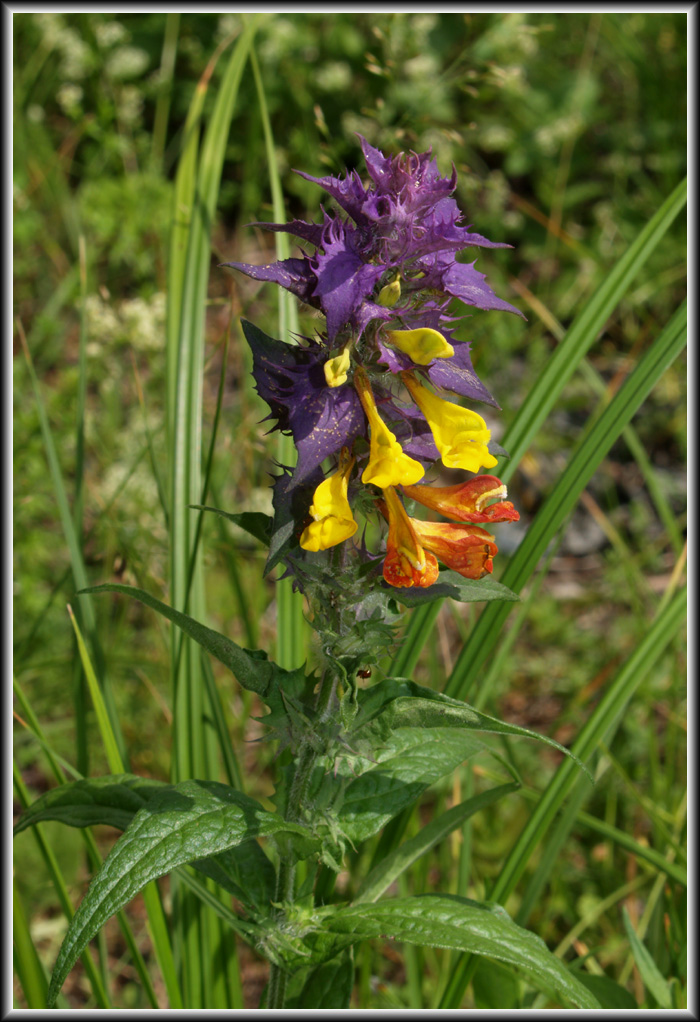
[267,669,338,1008]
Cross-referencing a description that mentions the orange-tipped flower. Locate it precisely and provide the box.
[382,486,439,588]
[402,474,520,524]
[410,519,498,580]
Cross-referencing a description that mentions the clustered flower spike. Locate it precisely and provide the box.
[227,135,521,590]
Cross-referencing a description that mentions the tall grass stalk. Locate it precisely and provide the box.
[250,45,307,671]
[440,584,686,1006]
[164,21,259,1007]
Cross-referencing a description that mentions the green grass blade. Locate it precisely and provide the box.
[74,236,88,537]
[68,605,123,774]
[496,177,686,484]
[152,13,181,172]
[507,773,687,890]
[13,675,72,785]
[516,283,685,557]
[13,876,50,1008]
[184,329,231,610]
[173,867,263,942]
[166,23,260,1007]
[397,178,686,679]
[18,325,127,768]
[65,609,182,1008]
[439,585,686,1007]
[389,602,442,678]
[250,45,306,670]
[354,782,519,905]
[498,579,682,894]
[622,906,672,1008]
[209,479,259,648]
[200,652,243,790]
[13,765,111,1009]
[132,358,170,527]
[447,301,686,701]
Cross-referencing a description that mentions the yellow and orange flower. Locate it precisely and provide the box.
[379,473,520,584]
[402,474,519,525]
[381,485,439,588]
[410,519,498,580]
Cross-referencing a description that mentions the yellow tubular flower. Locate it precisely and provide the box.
[385,327,454,365]
[401,371,498,473]
[354,368,425,489]
[323,345,352,388]
[299,447,358,552]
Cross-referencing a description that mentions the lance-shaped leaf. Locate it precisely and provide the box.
[78,583,274,697]
[285,949,354,1009]
[46,779,319,1007]
[336,727,491,844]
[352,679,591,781]
[190,505,272,546]
[13,774,169,836]
[301,896,599,1009]
[383,569,519,607]
[14,775,277,919]
[190,840,276,918]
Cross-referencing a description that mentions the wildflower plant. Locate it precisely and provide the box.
[227,137,523,605]
[13,19,687,1013]
[14,133,606,1011]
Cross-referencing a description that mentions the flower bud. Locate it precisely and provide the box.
[323,346,352,388]
[377,278,401,307]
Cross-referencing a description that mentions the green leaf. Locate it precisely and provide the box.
[472,959,522,1009]
[190,840,276,918]
[15,774,279,924]
[13,774,169,836]
[385,570,519,608]
[337,728,490,844]
[248,44,308,671]
[78,583,273,697]
[305,896,599,1008]
[353,679,591,780]
[47,779,318,1006]
[622,906,672,1008]
[570,971,637,1010]
[354,782,519,905]
[13,875,51,1008]
[189,505,272,546]
[286,949,354,1009]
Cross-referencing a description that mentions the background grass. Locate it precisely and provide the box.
[13,11,686,1009]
